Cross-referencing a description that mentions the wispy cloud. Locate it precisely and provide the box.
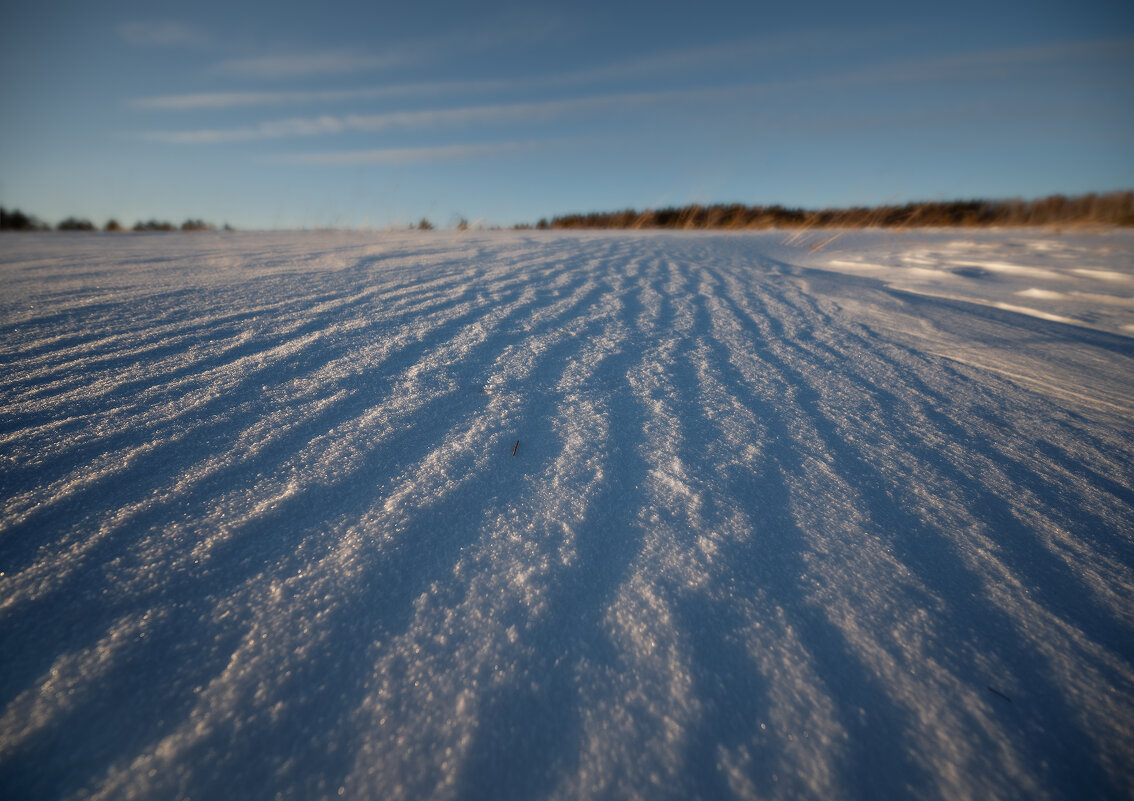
[131,89,704,144]
[211,50,407,79]
[131,27,876,110]
[206,9,566,80]
[840,36,1134,89]
[265,141,535,165]
[127,81,515,110]
[131,30,1133,112]
[126,33,1134,153]
[118,21,209,48]
[554,25,905,86]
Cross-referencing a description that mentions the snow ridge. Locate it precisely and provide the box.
[1,230,1132,800]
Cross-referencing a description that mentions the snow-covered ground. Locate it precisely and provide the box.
[1,229,1132,801]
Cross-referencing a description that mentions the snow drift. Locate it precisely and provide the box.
[1,229,1132,800]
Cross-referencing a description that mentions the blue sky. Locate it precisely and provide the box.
[1,0,1131,229]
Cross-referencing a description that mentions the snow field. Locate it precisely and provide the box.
[1,229,1132,800]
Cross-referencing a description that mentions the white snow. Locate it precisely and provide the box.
[814,231,1134,337]
[1,228,1132,800]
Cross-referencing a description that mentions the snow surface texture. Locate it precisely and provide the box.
[1,229,1132,801]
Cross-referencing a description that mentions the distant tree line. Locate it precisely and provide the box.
[1,207,49,230]
[1,208,234,232]
[132,218,224,232]
[531,192,1134,230]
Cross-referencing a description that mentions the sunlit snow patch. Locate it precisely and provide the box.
[0,229,1132,801]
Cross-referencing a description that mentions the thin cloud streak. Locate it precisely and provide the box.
[131,89,722,144]
[128,34,1131,114]
[130,32,1129,145]
[131,26,886,111]
[211,51,405,78]
[127,82,517,110]
[827,36,1134,88]
[131,35,784,111]
[265,141,534,165]
[207,10,566,79]
[118,21,210,48]
[556,25,905,86]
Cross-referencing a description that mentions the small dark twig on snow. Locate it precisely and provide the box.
[987,686,1012,703]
